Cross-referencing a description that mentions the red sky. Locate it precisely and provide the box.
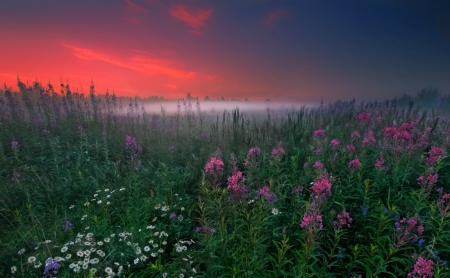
[1,0,449,102]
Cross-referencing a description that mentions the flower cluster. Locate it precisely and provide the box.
[393,215,424,248]
[313,161,323,169]
[125,135,141,152]
[244,146,261,167]
[330,139,340,147]
[417,174,439,190]
[255,185,277,203]
[407,256,434,278]
[333,210,353,229]
[227,171,247,201]
[313,129,325,138]
[271,147,285,159]
[311,173,333,197]
[43,257,61,277]
[436,188,450,218]
[362,130,376,147]
[348,159,360,169]
[425,146,446,167]
[301,213,323,230]
[357,111,371,123]
[205,157,224,174]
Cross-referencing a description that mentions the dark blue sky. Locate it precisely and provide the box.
[1,0,449,102]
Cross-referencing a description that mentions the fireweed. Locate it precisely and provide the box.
[3,82,450,277]
[205,156,225,189]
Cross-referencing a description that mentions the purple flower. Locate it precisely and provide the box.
[77,125,83,131]
[210,228,216,234]
[43,257,61,277]
[62,220,73,232]
[170,213,177,219]
[11,141,19,149]
[360,206,367,217]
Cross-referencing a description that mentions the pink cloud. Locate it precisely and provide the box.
[124,0,148,13]
[169,4,213,35]
[265,9,289,27]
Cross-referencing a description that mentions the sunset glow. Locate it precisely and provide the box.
[1,0,449,102]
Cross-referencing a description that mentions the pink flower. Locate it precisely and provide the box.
[357,111,371,123]
[271,147,285,159]
[346,144,355,153]
[333,210,353,229]
[375,157,385,168]
[11,141,19,149]
[425,146,446,167]
[348,159,360,169]
[313,129,325,138]
[247,147,261,158]
[227,171,247,200]
[205,157,225,174]
[301,213,323,230]
[351,131,361,139]
[408,257,434,278]
[330,139,340,147]
[313,161,323,169]
[311,173,333,197]
[255,185,277,203]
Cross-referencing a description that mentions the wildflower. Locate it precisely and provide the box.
[360,206,367,217]
[34,261,42,268]
[162,205,169,211]
[227,170,247,201]
[330,139,340,147]
[125,135,141,152]
[426,146,446,167]
[271,147,285,159]
[351,131,361,139]
[346,144,355,153]
[11,140,19,149]
[333,210,353,229]
[394,215,423,248]
[205,157,225,174]
[357,111,371,123]
[417,174,439,190]
[300,213,323,230]
[255,185,277,203]
[62,220,73,232]
[105,267,113,274]
[11,266,17,274]
[65,254,72,260]
[78,125,83,131]
[313,129,325,138]
[375,157,385,169]
[43,257,61,276]
[69,205,75,209]
[170,213,177,219]
[61,246,68,253]
[272,208,280,215]
[28,256,37,264]
[313,161,323,169]
[348,159,360,169]
[210,228,216,234]
[18,248,25,255]
[408,256,434,277]
[144,246,150,252]
[311,173,333,198]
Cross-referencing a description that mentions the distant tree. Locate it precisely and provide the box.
[265,99,271,103]
[415,88,441,108]
[204,95,210,101]
[396,93,414,107]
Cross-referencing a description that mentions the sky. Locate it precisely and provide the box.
[1,0,449,103]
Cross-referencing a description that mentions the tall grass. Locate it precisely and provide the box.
[0,80,449,277]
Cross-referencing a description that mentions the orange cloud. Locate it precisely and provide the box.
[169,4,213,35]
[266,9,289,27]
[62,43,195,79]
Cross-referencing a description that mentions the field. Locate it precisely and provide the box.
[1,81,449,277]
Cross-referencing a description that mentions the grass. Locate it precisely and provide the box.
[0,80,449,277]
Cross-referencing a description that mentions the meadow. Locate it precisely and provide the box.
[0,80,449,277]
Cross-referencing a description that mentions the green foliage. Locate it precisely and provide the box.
[0,82,450,277]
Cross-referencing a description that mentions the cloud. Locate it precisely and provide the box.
[265,9,289,27]
[62,43,195,79]
[124,0,148,13]
[169,4,213,35]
